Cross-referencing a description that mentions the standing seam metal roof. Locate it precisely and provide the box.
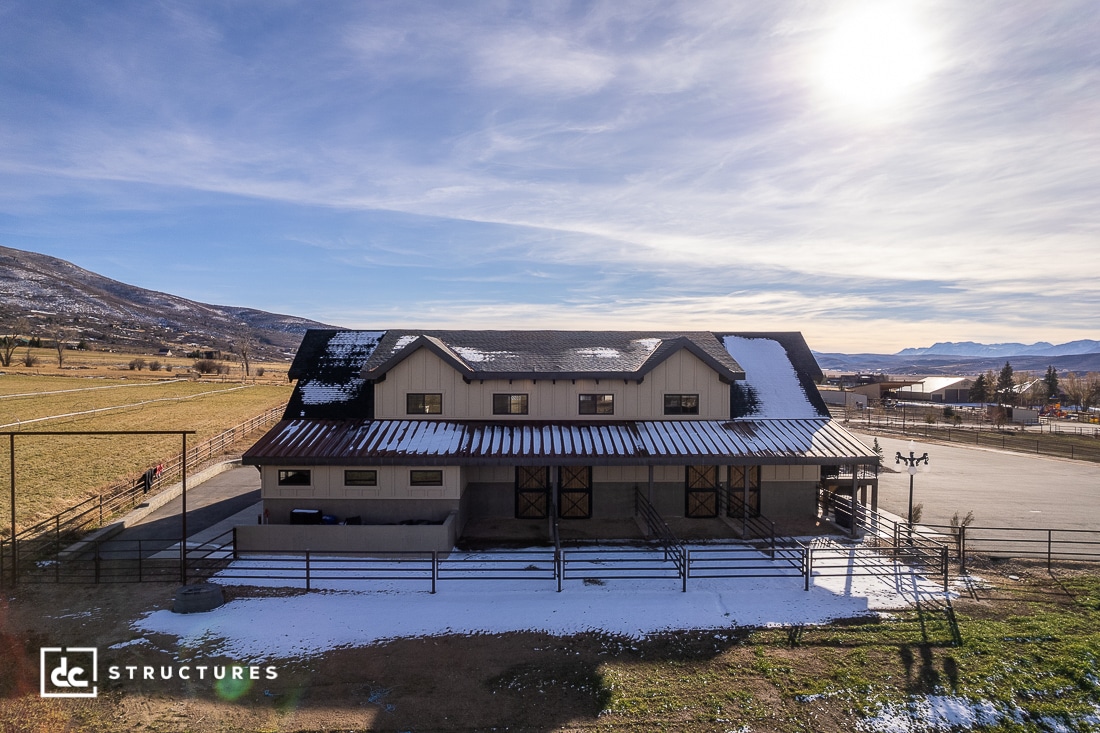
[243,418,875,466]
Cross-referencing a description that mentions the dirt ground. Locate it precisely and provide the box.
[0,557,1091,733]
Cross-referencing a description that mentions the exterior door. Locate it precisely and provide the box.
[558,466,592,519]
[515,466,550,519]
[727,465,761,518]
[685,465,719,518]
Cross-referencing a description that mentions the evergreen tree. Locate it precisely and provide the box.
[1043,365,1059,403]
[969,373,988,403]
[996,361,1015,406]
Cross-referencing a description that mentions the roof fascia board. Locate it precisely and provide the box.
[361,335,475,380]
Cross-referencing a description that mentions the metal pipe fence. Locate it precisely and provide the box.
[923,524,1100,573]
[3,405,285,583]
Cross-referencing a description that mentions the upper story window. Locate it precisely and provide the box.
[277,469,311,486]
[493,393,529,415]
[579,393,614,415]
[664,394,700,415]
[407,393,442,414]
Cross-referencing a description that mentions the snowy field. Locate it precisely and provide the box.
[135,542,953,661]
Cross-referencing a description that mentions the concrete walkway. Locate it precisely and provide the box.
[109,465,262,557]
[854,431,1100,531]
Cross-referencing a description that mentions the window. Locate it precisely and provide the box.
[493,393,529,415]
[277,469,311,486]
[410,469,443,486]
[406,393,442,414]
[344,469,377,486]
[664,394,700,415]
[578,393,614,415]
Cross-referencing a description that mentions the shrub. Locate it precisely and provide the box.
[192,359,219,374]
[128,358,146,371]
[149,360,162,372]
[255,367,265,377]
[21,349,38,367]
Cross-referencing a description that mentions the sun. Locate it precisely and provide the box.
[817,4,936,115]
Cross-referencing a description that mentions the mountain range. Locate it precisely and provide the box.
[0,245,338,360]
[2,244,1096,373]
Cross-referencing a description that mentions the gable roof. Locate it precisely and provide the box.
[283,330,384,419]
[360,330,746,382]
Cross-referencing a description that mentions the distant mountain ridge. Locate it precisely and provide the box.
[0,245,339,359]
[815,339,1100,376]
[896,340,1100,357]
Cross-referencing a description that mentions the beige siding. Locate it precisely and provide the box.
[375,345,730,420]
[261,464,462,501]
[762,465,820,482]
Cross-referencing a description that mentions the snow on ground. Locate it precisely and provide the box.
[134,544,952,662]
[859,696,1100,733]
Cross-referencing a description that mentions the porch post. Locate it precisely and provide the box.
[742,464,749,536]
[549,465,559,531]
[647,465,654,504]
[849,467,859,539]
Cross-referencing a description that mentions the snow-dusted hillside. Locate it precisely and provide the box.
[0,245,337,358]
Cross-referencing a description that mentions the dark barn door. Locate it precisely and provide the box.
[685,465,719,518]
[558,466,592,519]
[515,466,550,519]
[727,465,761,518]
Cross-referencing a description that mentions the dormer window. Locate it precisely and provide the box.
[579,393,614,415]
[407,393,443,414]
[493,393,529,415]
[664,394,700,415]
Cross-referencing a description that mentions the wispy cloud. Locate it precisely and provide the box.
[1,0,1098,351]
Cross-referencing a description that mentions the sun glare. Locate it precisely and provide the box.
[818,4,935,116]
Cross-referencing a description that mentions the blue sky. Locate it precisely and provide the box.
[1,1,1097,353]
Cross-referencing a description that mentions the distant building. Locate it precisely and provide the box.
[895,377,974,403]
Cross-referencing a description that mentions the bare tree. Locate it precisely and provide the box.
[50,327,70,368]
[1,317,29,367]
[234,330,257,378]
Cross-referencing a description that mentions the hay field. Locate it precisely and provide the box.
[0,372,292,535]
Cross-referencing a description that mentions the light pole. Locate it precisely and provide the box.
[895,448,929,528]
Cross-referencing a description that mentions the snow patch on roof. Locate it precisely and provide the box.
[392,335,417,351]
[632,338,662,351]
[300,379,365,405]
[451,347,519,363]
[575,347,620,358]
[723,336,820,419]
[326,331,385,355]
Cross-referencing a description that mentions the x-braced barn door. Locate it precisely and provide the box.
[726,465,761,518]
[515,466,550,519]
[685,465,719,518]
[558,466,592,519]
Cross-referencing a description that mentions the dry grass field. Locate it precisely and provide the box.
[0,351,293,535]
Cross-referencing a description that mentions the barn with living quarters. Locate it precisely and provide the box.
[240,330,878,552]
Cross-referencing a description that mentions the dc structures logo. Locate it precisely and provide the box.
[40,647,98,698]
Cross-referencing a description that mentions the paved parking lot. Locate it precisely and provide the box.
[854,431,1100,531]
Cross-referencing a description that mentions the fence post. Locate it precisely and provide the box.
[431,551,437,594]
[941,546,949,593]
[958,525,967,574]
[682,548,688,593]
[232,527,238,560]
[1047,530,1053,572]
[555,547,562,593]
[804,546,811,591]
[305,549,311,591]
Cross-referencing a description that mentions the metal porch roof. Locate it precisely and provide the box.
[243,418,876,467]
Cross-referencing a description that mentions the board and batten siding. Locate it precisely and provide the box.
[260,465,462,501]
[373,346,730,420]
